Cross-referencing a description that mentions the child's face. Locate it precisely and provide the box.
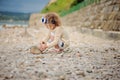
[45,23,55,30]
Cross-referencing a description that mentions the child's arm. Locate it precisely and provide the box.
[42,31,50,43]
[47,27,62,48]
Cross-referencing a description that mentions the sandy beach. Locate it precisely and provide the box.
[0,26,120,80]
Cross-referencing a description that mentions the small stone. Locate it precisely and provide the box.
[86,70,93,73]
[65,70,72,74]
[35,60,41,63]
[18,49,22,52]
[46,69,49,72]
[38,72,47,78]
[60,54,64,57]
[4,58,7,61]
[67,55,71,58]
[4,76,9,79]
[90,49,93,52]
[30,46,42,54]
[59,75,65,80]
[29,64,35,66]
[110,48,116,51]
[4,75,13,79]
[105,49,108,52]
[35,71,38,74]
[36,56,44,59]
[42,62,46,64]
[75,71,85,77]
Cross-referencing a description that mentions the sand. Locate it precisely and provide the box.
[0,27,120,80]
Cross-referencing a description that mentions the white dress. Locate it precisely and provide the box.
[43,26,69,49]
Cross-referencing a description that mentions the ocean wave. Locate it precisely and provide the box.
[0,21,28,30]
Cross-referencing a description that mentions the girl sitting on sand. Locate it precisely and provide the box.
[39,12,69,52]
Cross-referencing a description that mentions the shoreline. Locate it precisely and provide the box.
[0,23,28,30]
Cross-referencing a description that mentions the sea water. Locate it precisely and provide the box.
[0,21,28,30]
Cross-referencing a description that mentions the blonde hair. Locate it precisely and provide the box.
[45,12,61,26]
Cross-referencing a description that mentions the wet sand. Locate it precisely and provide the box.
[0,27,120,80]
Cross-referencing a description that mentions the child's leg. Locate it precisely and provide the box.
[54,44,63,52]
[47,45,63,53]
[54,44,59,49]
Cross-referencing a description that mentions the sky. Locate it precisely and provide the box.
[0,0,49,13]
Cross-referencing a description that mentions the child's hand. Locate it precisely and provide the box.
[39,42,48,51]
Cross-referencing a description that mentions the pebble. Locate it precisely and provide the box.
[66,71,72,74]
[18,48,23,52]
[86,70,93,73]
[59,75,65,80]
[35,55,44,59]
[75,71,85,77]
[38,72,47,79]
[4,75,14,80]
[0,26,120,80]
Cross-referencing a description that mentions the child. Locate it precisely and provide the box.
[39,12,69,52]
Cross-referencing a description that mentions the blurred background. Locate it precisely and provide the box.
[0,0,49,29]
[0,0,119,31]
[0,0,101,29]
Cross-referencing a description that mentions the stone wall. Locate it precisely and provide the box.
[62,0,120,31]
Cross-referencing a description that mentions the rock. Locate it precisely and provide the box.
[59,75,65,80]
[4,75,14,80]
[18,48,23,52]
[35,60,41,63]
[108,12,117,20]
[105,0,113,6]
[75,71,85,77]
[114,54,120,59]
[86,70,93,73]
[65,70,72,74]
[102,21,114,31]
[100,14,109,21]
[36,55,44,59]
[113,4,120,12]
[30,46,42,54]
[116,12,120,20]
[100,0,108,3]
[112,0,120,4]
[101,6,112,14]
[93,14,101,21]
[38,72,47,79]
